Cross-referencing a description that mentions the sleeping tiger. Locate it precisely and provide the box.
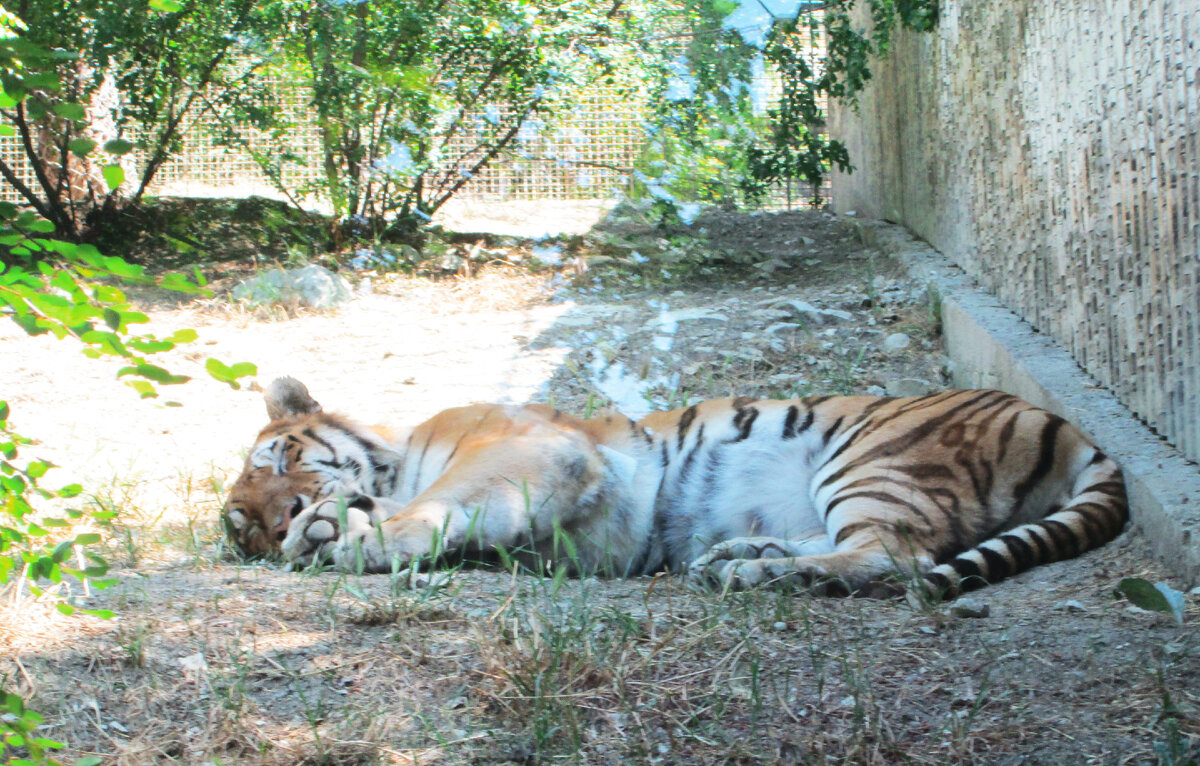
[223,377,1128,597]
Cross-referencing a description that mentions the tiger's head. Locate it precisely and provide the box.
[223,377,392,558]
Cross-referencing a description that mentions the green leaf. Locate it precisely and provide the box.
[52,102,86,121]
[55,602,76,616]
[74,533,101,545]
[205,359,257,387]
[118,363,189,385]
[1116,578,1187,624]
[51,539,74,562]
[101,164,125,191]
[126,380,158,399]
[24,72,60,93]
[26,219,55,234]
[93,284,126,304]
[77,757,105,766]
[149,0,185,11]
[68,137,97,157]
[59,483,83,498]
[103,307,121,330]
[0,124,14,136]
[102,138,135,156]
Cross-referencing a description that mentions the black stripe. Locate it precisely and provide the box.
[821,415,845,445]
[950,556,984,581]
[995,411,1019,464]
[732,406,759,442]
[782,405,800,439]
[925,570,953,594]
[1078,479,1125,496]
[824,489,936,529]
[410,425,437,495]
[1012,416,1065,505]
[817,390,1007,495]
[999,533,1036,571]
[301,427,337,457]
[1040,519,1080,558]
[676,424,706,483]
[1070,502,1114,544]
[1024,526,1052,562]
[834,520,875,545]
[676,405,699,450]
[889,463,956,481]
[441,431,469,471]
[978,545,1012,580]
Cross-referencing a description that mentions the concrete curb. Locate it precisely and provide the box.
[849,218,1200,586]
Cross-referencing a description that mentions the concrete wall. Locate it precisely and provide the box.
[830,0,1200,462]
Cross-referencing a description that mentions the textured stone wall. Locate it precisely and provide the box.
[831,0,1200,461]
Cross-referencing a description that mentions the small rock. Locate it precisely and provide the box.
[1057,600,1088,612]
[731,349,764,361]
[886,378,933,397]
[772,621,788,631]
[761,298,852,324]
[866,385,887,396]
[765,322,806,336]
[949,598,990,619]
[232,265,352,308]
[882,332,911,352]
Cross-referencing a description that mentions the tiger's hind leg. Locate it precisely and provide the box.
[687,538,927,597]
[687,497,939,596]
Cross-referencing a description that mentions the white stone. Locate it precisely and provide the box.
[233,265,352,309]
[886,378,933,397]
[882,332,911,352]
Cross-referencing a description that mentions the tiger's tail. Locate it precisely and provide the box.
[922,453,1128,598]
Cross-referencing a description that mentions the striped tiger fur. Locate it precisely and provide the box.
[222,377,1128,597]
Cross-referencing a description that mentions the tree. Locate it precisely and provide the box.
[240,0,634,246]
[633,0,938,211]
[0,0,270,242]
[0,15,254,763]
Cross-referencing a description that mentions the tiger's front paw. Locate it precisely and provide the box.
[328,524,414,574]
[281,496,383,569]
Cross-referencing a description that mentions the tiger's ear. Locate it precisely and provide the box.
[265,377,323,421]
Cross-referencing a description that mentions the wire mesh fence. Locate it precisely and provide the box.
[0,72,831,210]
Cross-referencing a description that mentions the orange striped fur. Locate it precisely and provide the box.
[223,378,1127,597]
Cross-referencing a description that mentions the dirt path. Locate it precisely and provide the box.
[0,207,1196,765]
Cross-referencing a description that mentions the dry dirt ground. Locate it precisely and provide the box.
[1,204,1197,766]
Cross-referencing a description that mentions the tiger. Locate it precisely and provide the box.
[222,376,1128,598]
